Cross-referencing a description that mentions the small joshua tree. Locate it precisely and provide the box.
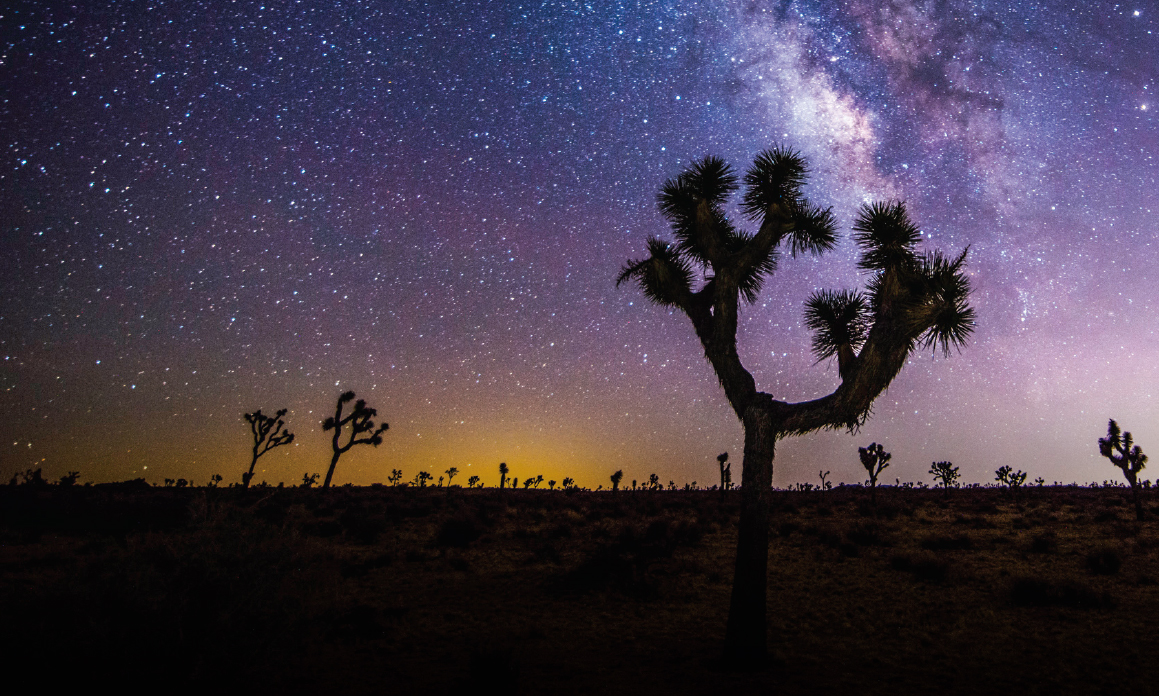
[858,442,891,505]
[610,469,624,492]
[208,474,223,488]
[58,471,80,487]
[242,408,295,488]
[995,465,1027,494]
[548,479,557,490]
[499,462,509,489]
[818,470,832,491]
[321,391,389,489]
[929,461,960,494]
[467,475,481,488]
[301,472,320,488]
[713,453,732,495]
[415,471,432,487]
[1099,419,1148,521]
[562,477,575,490]
[445,467,459,487]
[648,473,661,491]
[388,469,403,486]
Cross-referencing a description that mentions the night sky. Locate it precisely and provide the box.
[2,0,1156,489]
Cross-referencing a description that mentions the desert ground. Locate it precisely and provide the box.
[2,482,1157,694]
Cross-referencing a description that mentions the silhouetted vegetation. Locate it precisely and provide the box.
[617,147,975,665]
[610,469,624,492]
[1099,419,1148,521]
[242,408,295,488]
[929,461,960,494]
[498,462,509,489]
[858,442,890,506]
[321,391,389,489]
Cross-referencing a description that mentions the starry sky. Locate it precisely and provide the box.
[2,0,1156,489]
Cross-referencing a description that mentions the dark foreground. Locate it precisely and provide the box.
[2,483,1157,694]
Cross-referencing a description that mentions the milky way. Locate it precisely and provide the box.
[2,1,1156,488]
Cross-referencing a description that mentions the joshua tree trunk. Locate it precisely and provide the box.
[724,399,776,662]
[1127,472,1144,522]
[323,450,341,489]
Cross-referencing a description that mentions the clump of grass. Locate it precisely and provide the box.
[434,516,483,548]
[890,551,950,583]
[1010,576,1114,609]
[920,533,973,551]
[1028,530,1058,554]
[1085,546,1123,575]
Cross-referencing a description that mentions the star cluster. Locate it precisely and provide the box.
[1,1,1156,488]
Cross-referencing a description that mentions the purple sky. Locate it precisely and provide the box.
[2,0,1156,488]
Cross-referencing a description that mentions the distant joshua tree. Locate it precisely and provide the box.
[818,470,832,491]
[388,469,403,486]
[648,473,661,491]
[499,462,509,490]
[610,469,624,492]
[548,479,557,490]
[302,472,320,488]
[994,465,1027,494]
[532,474,544,489]
[858,442,891,505]
[208,474,223,488]
[414,471,432,487]
[562,477,575,490]
[617,147,975,664]
[58,471,80,487]
[242,408,295,488]
[929,461,960,494]
[1099,419,1148,521]
[717,453,730,498]
[321,391,388,489]
[467,475,481,489]
[445,467,459,487]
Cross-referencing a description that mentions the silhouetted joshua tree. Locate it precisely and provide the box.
[388,469,404,486]
[467,475,481,488]
[717,452,731,498]
[320,391,388,489]
[499,462,509,489]
[858,442,891,505]
[302,473,320,488]
[994,465,1026,495]
[1099,419,1148,521]
[610,469,624,492]
[445,467,459,487]
[617,147,975,665]
[242,408,295,488]
[929,461,959,494]
[562,477,575,490]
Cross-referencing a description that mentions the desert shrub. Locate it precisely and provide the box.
[1009,576,1114,609]
[890,551,950,582]
[435,516,483,548]
[846,521,889,547]
[1029,530,1059,554]
[920,533,974,551]
[340,505,387,544]
[1086,546,1123,575]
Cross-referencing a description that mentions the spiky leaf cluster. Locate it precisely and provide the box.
[619,147,837,311]
[805,289,871,362]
